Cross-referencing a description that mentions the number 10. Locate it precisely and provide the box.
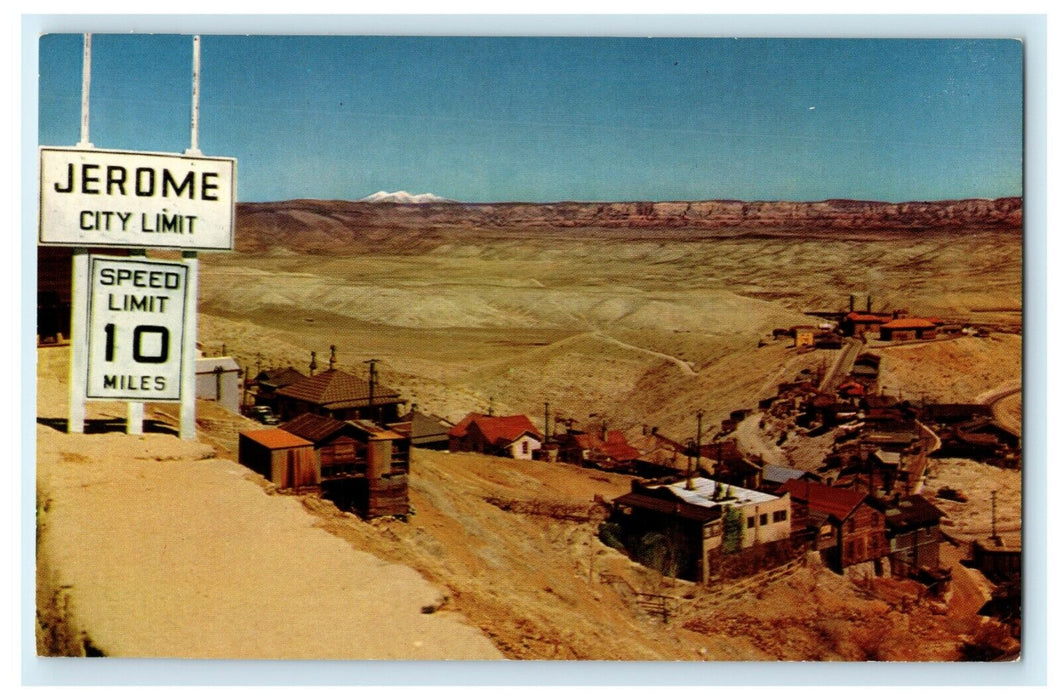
[102,323,170,364]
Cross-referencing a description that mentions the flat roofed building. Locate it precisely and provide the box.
[647,477,791,550]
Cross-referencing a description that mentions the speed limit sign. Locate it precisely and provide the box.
[85,255,189,401]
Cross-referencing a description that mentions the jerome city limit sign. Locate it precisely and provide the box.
[85,256,189,402]
[39,147,236,250]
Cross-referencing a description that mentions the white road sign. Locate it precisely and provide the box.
[85,256,189,401]
[39,147,236,250]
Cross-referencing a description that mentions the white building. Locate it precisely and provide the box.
[196,356,242,415]
[647,476,791,549]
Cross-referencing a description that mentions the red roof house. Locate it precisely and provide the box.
[449,413,543,460]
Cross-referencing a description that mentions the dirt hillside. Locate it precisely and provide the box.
[37,341,1015,661]
[35,347,502,660]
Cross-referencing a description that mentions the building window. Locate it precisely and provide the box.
[747,516,755,529]
[760,513,769,526]
[847,519,856,534]
[773,510,788,523]
[522,441,529,455]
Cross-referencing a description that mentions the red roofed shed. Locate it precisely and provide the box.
[238,428,318,489]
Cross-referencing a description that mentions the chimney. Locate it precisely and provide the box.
[601,419,608,443]
[849,294,855,312]
[867,295,872,313]
[309,351,317,376]
[329,345,337,370]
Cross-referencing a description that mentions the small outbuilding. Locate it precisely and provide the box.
[196,356,243,415]
[238,428,318,490]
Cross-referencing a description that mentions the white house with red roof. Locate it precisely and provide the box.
[448,412,543,460]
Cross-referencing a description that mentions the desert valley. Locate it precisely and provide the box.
[36,196,1023,661]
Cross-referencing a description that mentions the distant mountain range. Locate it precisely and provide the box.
[235,196,1022,254]
[358,190,457,204]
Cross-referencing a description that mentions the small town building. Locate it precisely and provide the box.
[611,480,722,582]
[971,537,1021,583]
[448,413,543,460]
[842,312,893,337]
[760,464,821,494]
[273,369,403,423]
[879,318,939,342]
[253,366,307,409]
[554,427,641,471]
[869,493,947,577]
[196,356,242,414]
[238,428,318,490]
[778,479,889,573]
[792,326,816,349]
[626,429,688,477]
[649,477,791,550]
[387,408,453,451]
[610,476,790,582]
[279,413,363,479]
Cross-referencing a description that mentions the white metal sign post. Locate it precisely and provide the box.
[85,256,189,403]
[45,34,234,439]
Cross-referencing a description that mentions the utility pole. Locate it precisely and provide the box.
[695,410,704,475]
[685,439,695,490]
[991,490,999,543]
[364,358,379,421]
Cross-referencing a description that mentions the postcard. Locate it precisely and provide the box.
[33,30,1025,669]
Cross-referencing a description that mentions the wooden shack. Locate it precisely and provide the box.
[346,419,410,519]
[778,479,888,573]
[279,413,364,479]
[869,493,947,576]
[238,429,318,490]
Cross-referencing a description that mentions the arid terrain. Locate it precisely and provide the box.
[37,198,1023,660]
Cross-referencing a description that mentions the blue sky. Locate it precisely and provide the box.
[37,34,1023,204]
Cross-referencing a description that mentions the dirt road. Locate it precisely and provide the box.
[35,347,501,659]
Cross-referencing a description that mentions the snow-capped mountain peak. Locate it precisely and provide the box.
[359,190,456,204]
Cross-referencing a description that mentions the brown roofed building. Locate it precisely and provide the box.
[879,318,939,342]
[280,413,365,481]
[273,368,403,423]
[778,479,889,573]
